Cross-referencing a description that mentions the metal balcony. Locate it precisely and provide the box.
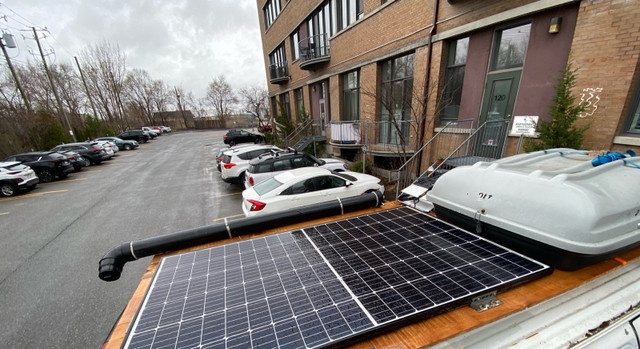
[269,64,289,84]
[298,34,330,70]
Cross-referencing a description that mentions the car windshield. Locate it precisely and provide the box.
[333,171,358,182]
[253,177,282,196]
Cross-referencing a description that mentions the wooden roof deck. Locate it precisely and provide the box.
[103,201,640,349]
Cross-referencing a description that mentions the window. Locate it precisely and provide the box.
[279,92,291,118]
[440,37,469,125]
[273,159,293,171]
[379,53,414,144]
[491,23,531,71]
[269,44,287,70]
[294,88,304,117]
[269,44,288,81]
[314,175,345,190]
[263,0,282,30]
[342,70,360,121]
[626,82,640,134]
[292,155,316,168]
[290,31,299,61]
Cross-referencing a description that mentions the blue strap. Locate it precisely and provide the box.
[623,159,640,169]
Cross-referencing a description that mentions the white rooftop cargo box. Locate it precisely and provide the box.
[427,149,640,270]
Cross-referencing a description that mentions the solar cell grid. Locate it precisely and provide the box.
[124,206,549,349]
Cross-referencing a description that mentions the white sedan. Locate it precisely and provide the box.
[242,167,384,217]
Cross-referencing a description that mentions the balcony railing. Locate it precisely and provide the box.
[298,34,330,70]
[330,121,362,146]
[269,64,289,84]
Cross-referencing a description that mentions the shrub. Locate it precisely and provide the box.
[524,61,590,152]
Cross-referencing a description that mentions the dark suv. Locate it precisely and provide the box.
[3,152,74,182]
[118,130,149,143]
[51,142,110,165]
[244,150,346,187]
[223,129,264,146]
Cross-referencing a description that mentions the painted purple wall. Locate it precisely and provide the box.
[514,4,579,121]
[456,4,578,124]
[458,30,492,122]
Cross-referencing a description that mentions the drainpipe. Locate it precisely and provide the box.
[417,0,439,175]
[99,191,384,281]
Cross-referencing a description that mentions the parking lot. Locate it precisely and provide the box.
[0,129,244,349]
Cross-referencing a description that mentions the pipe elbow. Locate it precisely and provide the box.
[98,243,134,282]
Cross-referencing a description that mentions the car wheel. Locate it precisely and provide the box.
[82,156,91,166]
[123,144,132,150]
[254,137,261,144]
[37,169,54,183]
[230,141,236,146]
[0,182,16,197]
[238,172,246,186]
[59,172,68,179]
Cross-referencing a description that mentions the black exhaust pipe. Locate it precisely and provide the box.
[99,191,383,281]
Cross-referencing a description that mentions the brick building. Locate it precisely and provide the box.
[257,0,640,170]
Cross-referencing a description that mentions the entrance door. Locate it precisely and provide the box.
[475,71,520,157]
[319,99,326,136]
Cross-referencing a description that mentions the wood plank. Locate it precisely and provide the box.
[102,201,640,348]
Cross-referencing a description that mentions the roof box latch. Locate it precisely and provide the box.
[470,291,502,312]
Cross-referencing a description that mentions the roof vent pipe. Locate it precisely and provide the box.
[99,191,384,281]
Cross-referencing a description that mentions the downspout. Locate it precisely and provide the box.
[417,0,439,175]
[99,191,383,281]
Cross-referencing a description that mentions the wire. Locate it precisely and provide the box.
[0,2,46,31]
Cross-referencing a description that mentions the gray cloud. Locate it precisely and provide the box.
[2,0,267,99]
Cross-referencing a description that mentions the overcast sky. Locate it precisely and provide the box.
[0,0,267,100]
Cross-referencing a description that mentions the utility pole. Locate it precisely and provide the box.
[32,27,76,141]
[74,56,99,119]
[0,33,33,113]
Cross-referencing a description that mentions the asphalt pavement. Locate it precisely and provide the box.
[0,129,244,349]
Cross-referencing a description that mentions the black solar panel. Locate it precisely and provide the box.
[123,206,550,349]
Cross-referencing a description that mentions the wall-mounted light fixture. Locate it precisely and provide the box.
[549,17,562,34]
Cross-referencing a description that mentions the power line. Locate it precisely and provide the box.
[0,3,46,30]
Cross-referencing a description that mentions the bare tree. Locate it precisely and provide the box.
[80,41,128,129]
[205,75,237,121]
[239,85,269,127]
[124,68,155,124]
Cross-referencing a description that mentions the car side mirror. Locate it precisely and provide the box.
[318,159,326,166]
[314,163,319,167]
[345,181,352,187]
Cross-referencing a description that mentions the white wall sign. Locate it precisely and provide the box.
[511,116,539,135]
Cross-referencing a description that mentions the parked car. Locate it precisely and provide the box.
[244,149,347,188]
[220,145,281,184]
[142,127,161,137]
[93,140,119,154]
[242,167,384,217]
[159,126,172,133]
[0,161,39,197]
[58,150,88,172]
[118,130,148,143]
[3,152,74,183]
[95,137,139,151]
[257,123,272,133]
[223,129,265,146]
[216,144,258,172]
[50,142,111,165]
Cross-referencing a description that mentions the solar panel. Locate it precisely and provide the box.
[123,206,550,349]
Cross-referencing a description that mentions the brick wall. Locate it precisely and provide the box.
[570,0,640,150]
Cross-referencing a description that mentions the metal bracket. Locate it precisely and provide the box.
[470,291,503,312]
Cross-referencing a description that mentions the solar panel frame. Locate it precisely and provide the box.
[122,206,551,349]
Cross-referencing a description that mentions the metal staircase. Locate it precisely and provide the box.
[284,119,325,152]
